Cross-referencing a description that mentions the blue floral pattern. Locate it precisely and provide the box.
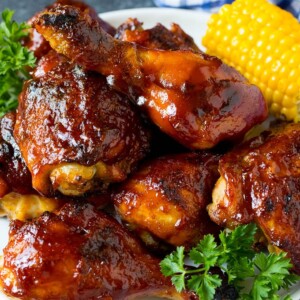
[154,0,300,19]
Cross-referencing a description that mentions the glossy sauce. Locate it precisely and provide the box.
[34,4,268,149]
[14,51,150,196]
[210,123,300,274]
[0,202,197,299]
[113,152,221,249]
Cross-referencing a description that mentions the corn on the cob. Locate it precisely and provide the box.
[202,0,300,122]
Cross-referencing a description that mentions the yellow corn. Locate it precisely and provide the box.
[202,0,300,122]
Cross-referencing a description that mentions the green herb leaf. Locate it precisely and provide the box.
[189,234,219,271]
[171,273,186,293]
[226,256,254,289]
[160,224,299,299]
[160,246,185,277]
[187,273,222,300]
[244,252,300,300]
[218,222,257,264]
[0,9,36,116]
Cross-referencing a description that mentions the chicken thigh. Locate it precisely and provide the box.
[208,122,300,274]
[33,5,268,149]
[113,152,221,249]
[14,50,150,197]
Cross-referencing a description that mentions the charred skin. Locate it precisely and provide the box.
[14,51,150,197]
[23,0,115,60]
[33,5,268,149]
[0,202,197,300]
[113,152,221,249]
[209,122,300,274]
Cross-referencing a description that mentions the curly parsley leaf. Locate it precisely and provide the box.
[187,273,222,300]
[226,256,255,289]
[160,246,185,277]
[160,224,299,300]
[160,246,186,292]
[243,252,300,300]
[189,234,219,271]
[0,9,36,116]
[218,222,257,264]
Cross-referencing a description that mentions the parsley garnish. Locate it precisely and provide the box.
[160,224,299,300]
[0,9,36,116]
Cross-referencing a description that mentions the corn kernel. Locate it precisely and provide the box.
[282,95,294,108]
[202,0,300,122]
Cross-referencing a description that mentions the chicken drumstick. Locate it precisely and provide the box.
[0,202,197,299]
[33,5,268,149]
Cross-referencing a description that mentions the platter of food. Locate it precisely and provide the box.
[0,1,300,299]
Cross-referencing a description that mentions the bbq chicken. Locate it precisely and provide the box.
[0,202,197,300]
[208,122,300,274]
[33,5,268,150]
[113,152,221,249]
[0,113,62,220]
[1,1,299,300]
[14,50,150,197]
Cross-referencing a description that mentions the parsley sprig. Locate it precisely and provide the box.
[160,224,299,300]
[0,9,36,116]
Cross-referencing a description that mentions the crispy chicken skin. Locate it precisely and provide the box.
[113,152,221,249]
[0,202,197,300]
[208,122,300,274]
[115,18,200,52]
[33,5,268,149]
[23,0,115,60]
[53,0,116,36]
[14,50,150,197]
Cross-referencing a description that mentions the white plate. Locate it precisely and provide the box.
[0,7,300,300]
